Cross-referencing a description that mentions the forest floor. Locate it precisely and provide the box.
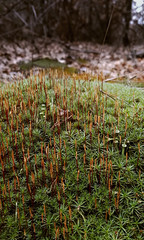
[0,38,144,83]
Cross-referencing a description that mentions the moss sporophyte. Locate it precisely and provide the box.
[0,69,144,239]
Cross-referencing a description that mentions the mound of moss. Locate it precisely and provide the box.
[0,70,144,239]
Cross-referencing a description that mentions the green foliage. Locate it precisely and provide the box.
[0,71,144,239]
[19,58,77,74]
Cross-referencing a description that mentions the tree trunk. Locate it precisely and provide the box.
[123,0,132,46]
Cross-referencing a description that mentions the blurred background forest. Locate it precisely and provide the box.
[0,0,144,45]
[0,0,144,82]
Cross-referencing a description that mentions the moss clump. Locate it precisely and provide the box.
[0,70,144,239]
[19,58,77,74]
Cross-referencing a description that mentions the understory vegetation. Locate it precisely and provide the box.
[0,70,144,239]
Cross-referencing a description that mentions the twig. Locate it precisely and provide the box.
[14,10,28,26]
[68,46,99,55]
[104,75,136,82]
[104,76,126,82]
[99,5,114,63]
[37,0,60,22]
[100,89,117,101]
[129,75,136,80]
[31,5,37,20]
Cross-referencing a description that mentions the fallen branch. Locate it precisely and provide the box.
[104,75,126,82]
[104,75,136,82]
[67,46,99,55]
[100,89,116,101]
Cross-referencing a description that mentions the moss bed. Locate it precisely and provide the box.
[0,70,144,239]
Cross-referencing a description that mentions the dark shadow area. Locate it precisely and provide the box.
[0,0,144,44]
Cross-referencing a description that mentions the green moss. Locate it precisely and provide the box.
[19,58,78,74]
[0,72,144,239]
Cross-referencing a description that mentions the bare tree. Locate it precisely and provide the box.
[123,0,133,46]
[0,0,143,45]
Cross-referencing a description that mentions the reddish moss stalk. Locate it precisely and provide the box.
[12,150,16,175]
[125,113,127,138]
[34,155,39,181]
[6,137,10,164]
[90,158,94,183]
[75,151,79,171]
[95,198,97,209]
[29,207,36,240]
[0,157,5,184]
[64,140,67,162]
[89,122,92,146]
[137,142,140,167]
